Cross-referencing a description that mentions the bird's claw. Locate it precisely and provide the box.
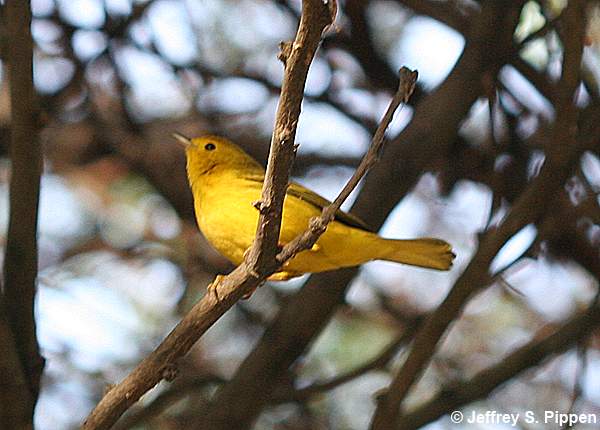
[207,274,225,301]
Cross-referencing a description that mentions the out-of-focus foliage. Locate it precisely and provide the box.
[1,0,600,429]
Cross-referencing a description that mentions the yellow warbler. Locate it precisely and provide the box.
[175,134,454,280]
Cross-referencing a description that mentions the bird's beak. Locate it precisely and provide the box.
[172,132,192,148]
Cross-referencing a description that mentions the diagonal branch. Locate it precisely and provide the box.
[370,2,588,428]
[276,67,417,264]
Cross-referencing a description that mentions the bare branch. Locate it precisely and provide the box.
[244,0,339,276]
[276,68,417,264]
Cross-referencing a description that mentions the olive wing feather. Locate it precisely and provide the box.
[243,172,371,231]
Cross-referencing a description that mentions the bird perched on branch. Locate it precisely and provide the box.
[175,134,454,281]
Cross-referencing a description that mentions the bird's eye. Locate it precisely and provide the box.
[204,143,216,151]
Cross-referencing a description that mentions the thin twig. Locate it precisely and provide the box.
[276,67,417,264]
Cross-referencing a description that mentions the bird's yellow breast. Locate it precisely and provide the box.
[193,171,321,266]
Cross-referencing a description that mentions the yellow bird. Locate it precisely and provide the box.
[176,134,454,281]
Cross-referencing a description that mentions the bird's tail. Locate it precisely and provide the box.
[380,238,455,270]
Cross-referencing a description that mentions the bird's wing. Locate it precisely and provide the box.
[243,172,371,231]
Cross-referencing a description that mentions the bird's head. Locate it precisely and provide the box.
[173,133,262,177]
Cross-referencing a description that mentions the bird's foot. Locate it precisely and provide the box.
[207,274,225,301]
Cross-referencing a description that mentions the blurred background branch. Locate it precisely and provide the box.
[1,1,43,428]
[398,296,600,429]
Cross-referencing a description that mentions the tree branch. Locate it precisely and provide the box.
[0,302,34,429]
[111,376,225,430]
[276,68,417,264]
[1,0,44,426]
[81,2,342,428]
[272,315,422,404]
[370,2,588,428]
[243,0,338,275]
[397,302,600,429]
[394,0,471,33]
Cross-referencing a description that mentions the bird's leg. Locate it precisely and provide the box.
[206,274,225,301]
